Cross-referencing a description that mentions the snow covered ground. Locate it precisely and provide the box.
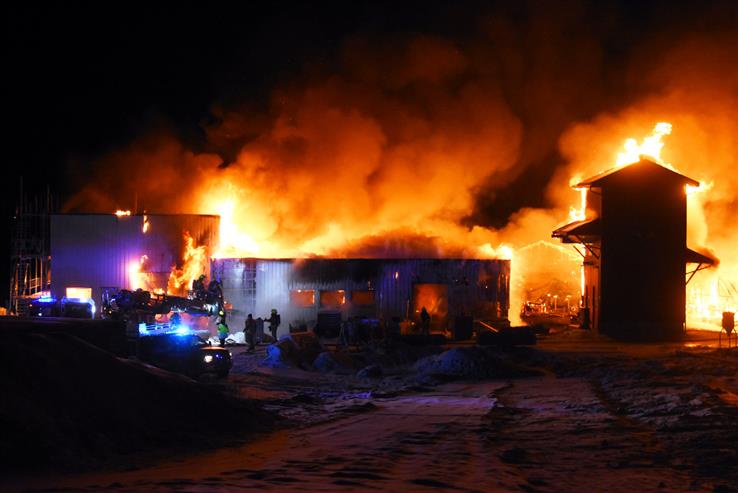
[5,329,737,492]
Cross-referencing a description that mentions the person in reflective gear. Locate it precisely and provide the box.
[217,318,229,346]
[267,308,281,341]
[244,314,256,353]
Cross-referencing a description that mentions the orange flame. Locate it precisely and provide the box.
[115,210,131,217]
[568,187,587,223]
[128,255,151,290]
[615,122,673,167]
[167,232,209,295]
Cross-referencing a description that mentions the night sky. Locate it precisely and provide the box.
[4,1,737,305]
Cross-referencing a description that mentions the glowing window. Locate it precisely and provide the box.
[290,289,315,307]
[320,290,346,308]
[351,290,375,306]
[66,287,92,300]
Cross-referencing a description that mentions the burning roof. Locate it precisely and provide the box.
[574,157,700,188]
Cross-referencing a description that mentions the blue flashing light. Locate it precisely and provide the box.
[62,296,93,305]
[138,322,148,335]
[38,295,56,304]
[173,325,191,336]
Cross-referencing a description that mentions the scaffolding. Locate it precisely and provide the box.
[9,180,57,315]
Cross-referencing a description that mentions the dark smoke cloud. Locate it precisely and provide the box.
[65,1,738,263]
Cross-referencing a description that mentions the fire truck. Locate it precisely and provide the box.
[102,288,232,378]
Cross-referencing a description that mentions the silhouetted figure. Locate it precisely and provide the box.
[267,308,281,341]
[192,274,206,300]
[244,314,256,353]
[420,307,431,336]
[208,278,223,304]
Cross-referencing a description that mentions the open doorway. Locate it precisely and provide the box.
[412,283,448,332]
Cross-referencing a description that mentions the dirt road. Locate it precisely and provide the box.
[15,374,720,493]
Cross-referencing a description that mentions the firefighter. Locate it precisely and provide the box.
[217,317,229,346]
[267,308,281,342]
[207,278,223,304]
[244,314,256,353]
[192,274,206,300]
[420,307,431,336]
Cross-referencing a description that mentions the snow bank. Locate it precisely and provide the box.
[0,331,273,474]
[314,351,355,373]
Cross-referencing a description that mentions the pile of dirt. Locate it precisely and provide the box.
[413,346,543,380]
[0,331,273,474]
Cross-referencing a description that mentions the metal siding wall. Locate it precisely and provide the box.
[50,215,144,308]
[287,267,377,325]
[212,258,511,334]
[214,258,257,331]
[254,260,291,335]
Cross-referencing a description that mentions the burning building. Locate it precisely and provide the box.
[553,157,714,341]
[41,212,510,338]
[49,213,219,307]
[212,258,509,336]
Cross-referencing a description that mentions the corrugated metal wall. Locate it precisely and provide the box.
[212,258,510,338]
[50,214,219,313]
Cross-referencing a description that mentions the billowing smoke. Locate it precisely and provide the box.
[65,2,738,321]
[66,3,617,259]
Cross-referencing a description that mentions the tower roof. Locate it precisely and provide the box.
[575,157,699,188]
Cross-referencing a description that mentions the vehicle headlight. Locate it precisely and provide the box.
[203,355,214,363]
